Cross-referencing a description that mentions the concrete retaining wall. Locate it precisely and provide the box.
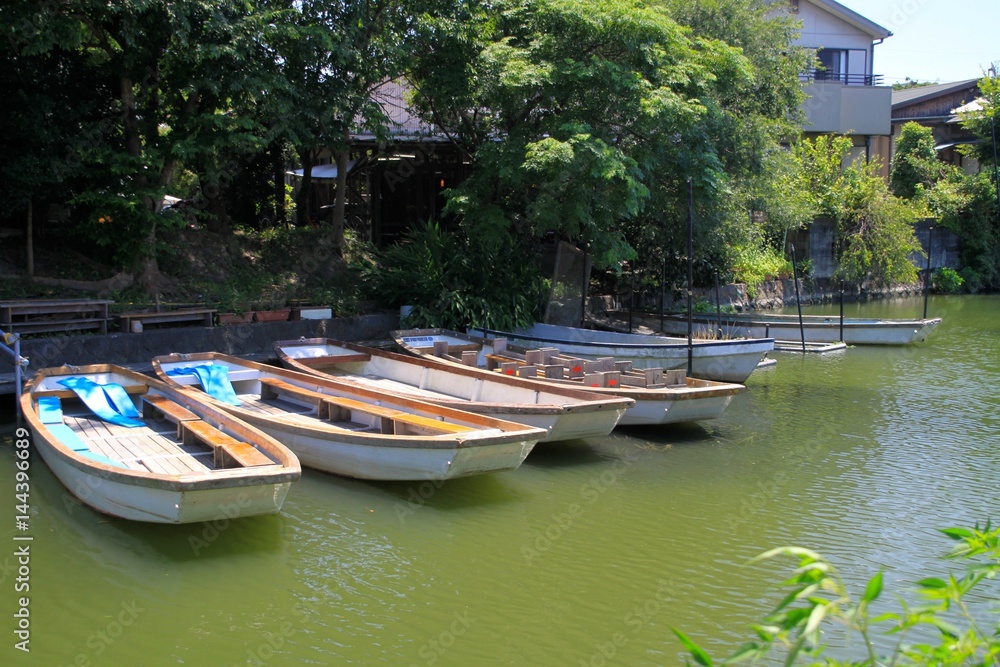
[1,312,399,382]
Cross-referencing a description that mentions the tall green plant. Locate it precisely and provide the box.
[796,135,923,287]
[366,220,539,330]
[675,523,1000,666]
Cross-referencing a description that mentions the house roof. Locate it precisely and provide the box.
[806,0,892,40]
[892,79,981,109]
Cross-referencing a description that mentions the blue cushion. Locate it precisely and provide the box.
[100,382,141,419]
[168,364,241,406]
[57,377,144,428]
[47,424,90,452]
[37,396,63,424]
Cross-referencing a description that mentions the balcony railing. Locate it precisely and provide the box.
[800,69,884,86]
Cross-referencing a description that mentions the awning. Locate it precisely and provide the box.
[934,139,982,151]
[286,161,356,180]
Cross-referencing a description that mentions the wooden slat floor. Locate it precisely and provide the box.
[62,407,216,474]
[239,393,379,433]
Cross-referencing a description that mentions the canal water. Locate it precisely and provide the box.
[1,295,997,666]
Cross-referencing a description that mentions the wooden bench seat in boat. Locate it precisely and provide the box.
[34,383,149,401]
[180,419,274,468]
[258,377,475,435]
[141,393,199,436]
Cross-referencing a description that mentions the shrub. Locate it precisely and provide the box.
[932,267,965,294]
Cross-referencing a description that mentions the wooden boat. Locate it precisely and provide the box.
[393,329,746,426]
[630,311,942,345]
[273,338,633,442]
[467,322,773,383]
[21,364,301,523]
[152,352,545,481]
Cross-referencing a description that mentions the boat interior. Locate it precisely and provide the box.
[35,382,278,475]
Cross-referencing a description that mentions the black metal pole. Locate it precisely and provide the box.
[790,244,806,352]
[580,246,588,329]
[660,256,665,334]
[628,263,634,334]
[687,179,694,375]
[839,280,844,343]
[923,226,934,320]
[714,269,722,339]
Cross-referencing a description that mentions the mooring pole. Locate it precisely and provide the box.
[923,226,934,320]
[687,179,694,375]
[2,330,28,424]
[628,262,634,334]
[660,256,665,334]
[714,269,722,339]
[580,246,589,329]
[790,244,806,353]
[839,280,845,343]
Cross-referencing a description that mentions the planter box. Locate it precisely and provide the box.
[217,312,252,326]
[253,309,290,323]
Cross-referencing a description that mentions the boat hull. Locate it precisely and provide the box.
[21,366,300,524]
[274,339,630,442]
[393,329,746,426]
[644,312,942,345]
[470,323,772,383]
[34,440,291,522]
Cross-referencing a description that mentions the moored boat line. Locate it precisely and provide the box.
[273,337,633,442]
[467,322,773,383]
[393,328,746,426]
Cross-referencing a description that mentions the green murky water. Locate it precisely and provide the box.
[1,295,998,666]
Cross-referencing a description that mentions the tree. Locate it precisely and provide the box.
[3,0,277,293]
[796,135,922,288]
[409,0,783,271]
[890,122,943,199]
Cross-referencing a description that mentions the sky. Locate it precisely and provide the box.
[835,0,1000,85]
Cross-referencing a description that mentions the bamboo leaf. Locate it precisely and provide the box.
[862,570,883,602]
[672,629,714,667]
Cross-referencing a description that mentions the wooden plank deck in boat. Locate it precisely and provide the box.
[238,392,385,433]
[62,408,217,473]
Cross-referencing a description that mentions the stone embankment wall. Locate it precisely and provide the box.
[593,278,927,315]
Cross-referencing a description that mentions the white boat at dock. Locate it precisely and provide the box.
[467,322,773,383]
[393,329,746,426]
[152,352,545,481]
[274,338,632,442]
[636,311,942,345]
[21,364,301,523]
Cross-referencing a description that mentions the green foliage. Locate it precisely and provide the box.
[676,522,1000,666]
[932,267,965,293]
[891,122,945,199]
[410,0,807,277]
[795,135,923,287]
[729,240,792,297]
[365,220,540,330]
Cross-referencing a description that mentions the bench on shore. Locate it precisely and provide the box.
[116,308,216,333]
[1,299,113,335]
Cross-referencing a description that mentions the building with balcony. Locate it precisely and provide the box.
[786,0,894,173]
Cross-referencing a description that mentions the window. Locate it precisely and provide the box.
[816,49,847,81]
